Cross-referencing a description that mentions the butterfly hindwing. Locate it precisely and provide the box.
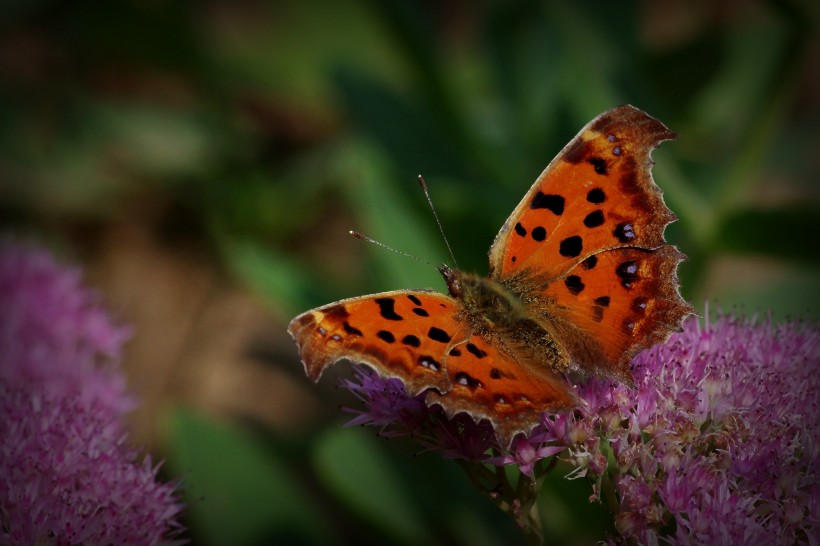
[540,245,691,380]
[426,332,576,448]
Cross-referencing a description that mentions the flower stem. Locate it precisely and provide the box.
[457,460,546,545]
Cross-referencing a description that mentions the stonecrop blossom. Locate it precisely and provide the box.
[0,239,185,546]
[341,309,820,545]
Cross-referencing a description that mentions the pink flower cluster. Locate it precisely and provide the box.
[562,312,820,545]
[0,240,185,546]
[340,310,819,544]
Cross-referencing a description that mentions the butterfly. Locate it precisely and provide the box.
[288,105,694,447]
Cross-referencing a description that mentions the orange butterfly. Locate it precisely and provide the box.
[289,105,693,447]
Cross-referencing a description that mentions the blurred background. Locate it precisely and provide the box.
[1,0,817,544]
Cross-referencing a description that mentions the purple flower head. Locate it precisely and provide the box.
[562,311,820,545]
[0,238,185,546]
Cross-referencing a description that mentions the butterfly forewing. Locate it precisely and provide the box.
[488,105,677,282]
[288,291,459,396]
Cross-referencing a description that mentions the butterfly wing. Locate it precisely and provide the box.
[540,245,691,380]
[288,290,457,395]
[488,104,676,279]
[488,105,693,379]
[289,289,576,445]
[424,331,576,448]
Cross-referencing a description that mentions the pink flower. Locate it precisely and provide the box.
[488,436,565,478]
[565,310,820,545]
[0,239,185,546]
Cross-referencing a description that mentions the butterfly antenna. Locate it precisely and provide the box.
[417,175,459,269]
[349,231,439,269]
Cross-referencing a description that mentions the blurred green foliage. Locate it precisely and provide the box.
[1,0,817,544]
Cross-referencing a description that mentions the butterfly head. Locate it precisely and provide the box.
[438,264,462,298]
[439,265,523,328]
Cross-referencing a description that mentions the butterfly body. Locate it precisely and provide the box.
[289,105,694,446]
[442,266,571,376]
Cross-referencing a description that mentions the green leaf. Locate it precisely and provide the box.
[312,427,435,546]
[166,410,331,546]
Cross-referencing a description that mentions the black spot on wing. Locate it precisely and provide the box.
[377,330,395,343]
[564,138,592,164]
[418,356,441,372]
[407,294,422,306]
[594,296,610,307]
[582,255,598,270]
[583,210,605,228]
[559,236,583,258]
[617,261,638,277]
[565,275,585,295]
[632,296,649,313]
[454,371,483,390]
[375,298,402,321]
[323,304,350,320]
[402,334,421,347]
[343,322,363,337]
[531,191,564,215]
[614,223,636,243]
[514,222,527,237]
[616,260,639,289]
[428,327,452,343]
[587,188,606,204]
[531,226,547,242]
[466,343,488,358]
[587,157,608,175]
[412,308,429,317]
